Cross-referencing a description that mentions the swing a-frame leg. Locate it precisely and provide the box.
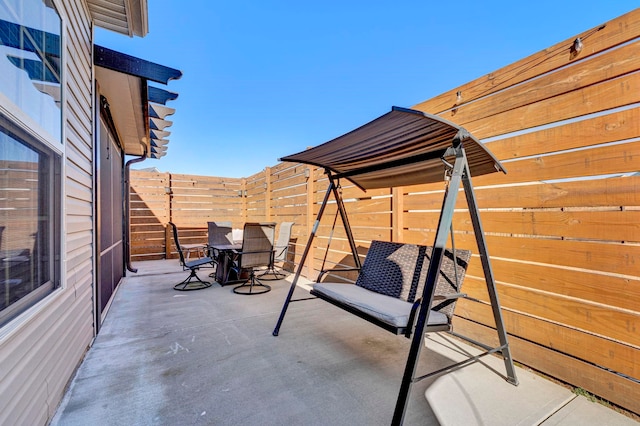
[273,172,361,337]
[391,144,518,426]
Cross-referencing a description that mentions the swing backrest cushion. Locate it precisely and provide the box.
[355,241,471,315]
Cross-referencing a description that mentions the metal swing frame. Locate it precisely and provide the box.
[272,107,519,424]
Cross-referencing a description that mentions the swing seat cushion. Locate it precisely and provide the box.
[312,282,448,328]
[310,241,472,333]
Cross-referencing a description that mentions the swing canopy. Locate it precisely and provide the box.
[281,106,506,190]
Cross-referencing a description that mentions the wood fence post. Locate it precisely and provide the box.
[165,224,172,259]
[167,172,174,225]
[305,165,315,278]
[241,178,247,223]
[265,167,271,221]
[392,187,404,242]
[166,172,173,258]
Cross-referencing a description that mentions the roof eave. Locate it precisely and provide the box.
[87,0,149,37]
[94,45,182,157]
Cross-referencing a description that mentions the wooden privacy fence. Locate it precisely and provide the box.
[130,9,640,415]
[129,172,243,259]
[406,9,640,415]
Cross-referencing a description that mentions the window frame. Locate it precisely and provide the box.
[0,111,62,329]
[0,0,65,331]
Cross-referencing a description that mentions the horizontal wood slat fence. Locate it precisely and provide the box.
[130,9,640,415]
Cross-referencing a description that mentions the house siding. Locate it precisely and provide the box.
[0,0,96,424]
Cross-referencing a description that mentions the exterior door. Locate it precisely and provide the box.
[96,116,124,329]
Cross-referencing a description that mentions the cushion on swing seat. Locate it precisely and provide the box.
[311,240,472,333]
[312,282,448,328]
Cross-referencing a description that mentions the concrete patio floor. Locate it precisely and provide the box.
[50,259,637,425]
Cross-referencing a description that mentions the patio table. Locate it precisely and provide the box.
[208,243,242,285]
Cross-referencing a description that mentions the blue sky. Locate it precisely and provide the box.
[96,1,638,178]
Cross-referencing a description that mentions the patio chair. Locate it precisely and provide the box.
[169,222,215,291]
[167,225,206,264]
[231,222,276,295]
[207,221,233,254]
[259,221,294,281]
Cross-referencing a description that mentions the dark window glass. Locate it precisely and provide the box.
[0,0,62,328]
[0,117,60,327]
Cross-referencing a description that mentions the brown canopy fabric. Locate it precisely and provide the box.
[280,107,505,190]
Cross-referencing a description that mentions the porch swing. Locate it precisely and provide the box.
[272,106,519,425]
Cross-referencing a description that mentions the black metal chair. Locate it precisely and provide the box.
[231,222,275,295]
[169,222,215,291]
[259,221,294,281]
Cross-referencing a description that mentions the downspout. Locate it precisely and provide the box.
[124,141,148,273]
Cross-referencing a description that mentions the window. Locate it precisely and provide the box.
[0,115,61,326]
[0,0,62,327]
[0,0,62,142]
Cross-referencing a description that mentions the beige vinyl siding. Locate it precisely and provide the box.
[0,0,96,424]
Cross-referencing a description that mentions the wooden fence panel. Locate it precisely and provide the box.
[455,315,640,416]
[404,175,640,210]
[476,139,640,186]
[413,8,640,116]
[487,107,639,160]
[130,172,170,260]
[436,44,640,131]
[404,10,640,413]
[130,171,242,260]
